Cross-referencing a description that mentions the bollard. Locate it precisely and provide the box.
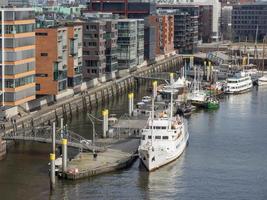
[207,61,211,82]
[102,109,109,138]
[128,93,134,116]
[62,139,68,173]
[204,61,207,78]
[242,56,247,66]
[170,73,174,85]
[131,93,134,116]
[60,118,64,139]
[52,122,56,154]
[190,56,194,68]
[50,153,56,190]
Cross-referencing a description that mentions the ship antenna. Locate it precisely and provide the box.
[151,81,157,144]
[169,73,174,130]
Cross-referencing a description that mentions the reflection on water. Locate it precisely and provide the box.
[1,86,267,200]
[139,154,186,200]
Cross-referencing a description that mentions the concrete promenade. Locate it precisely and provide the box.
[64,138,140,180]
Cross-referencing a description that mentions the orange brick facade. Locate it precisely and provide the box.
[146,15,174,56]
[36,28,59,95]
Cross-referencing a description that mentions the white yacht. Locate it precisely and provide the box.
[258,75,267,86]
[224,72,252,94]
[138,114,189,171]
[138,81,189,171]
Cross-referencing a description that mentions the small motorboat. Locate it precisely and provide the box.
[142,96,152,103]
[204,97,219,110]
[108,114,118,125]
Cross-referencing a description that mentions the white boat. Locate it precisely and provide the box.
[258,75,267,86]
[142,96,152,103]
[214,64,240,79]
[138,81,189,171]
[224,71,252,94]
[187,90,207,105]
[108,114,118,125]
[138,114,189,171]
[187,65,207,105]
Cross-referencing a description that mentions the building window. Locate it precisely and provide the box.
[36,32,48,36]
[88,42,97,47]
[41,53,48,56]
[36,84,41,91]
[36,73,48,77]
[90,25,97,30]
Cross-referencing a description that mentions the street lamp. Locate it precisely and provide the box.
[87,113,96,155]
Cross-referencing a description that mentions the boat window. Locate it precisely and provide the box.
[155,136,161,139]
[163,136,168,140]
[148,136,152,139]
[142,135,145,140]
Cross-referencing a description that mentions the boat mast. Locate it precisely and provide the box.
[151,81,157,144]
[192,56,196,92]
[254,25,259,68]
[169,73,174,130]
[262,36,266,76]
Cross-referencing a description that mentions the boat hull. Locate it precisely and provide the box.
[205,102,219,109]
[258,80,267,86]
[224,86,252,94]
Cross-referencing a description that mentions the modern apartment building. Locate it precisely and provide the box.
[144,15,174,57]
[104,20,118,73]
[86,0,156,19]
[162,0,221,41]
[198,5,213,43]
[221,6,232,40]
[0,1,7,6]
[82,13,119,79]
[232,2,267,42]
[219,0,255,6]
[117,19,138,70]
[144,18,157,61]
[35,26,68,96]
[157,7,198,53]
[136,19,144,65]
[7,0,33,6]
[82,19,106,79]
[66,24,83,88]
[0,8,36,107]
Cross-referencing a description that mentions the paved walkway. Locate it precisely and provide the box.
[65,138,140,179]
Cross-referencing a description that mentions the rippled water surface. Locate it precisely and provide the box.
[1,85,267,200]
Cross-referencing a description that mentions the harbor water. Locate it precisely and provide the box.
[0,84,267,200]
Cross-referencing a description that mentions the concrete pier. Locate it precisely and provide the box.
[63,138,140,180]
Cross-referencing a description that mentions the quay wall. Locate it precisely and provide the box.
[0,55,182,158]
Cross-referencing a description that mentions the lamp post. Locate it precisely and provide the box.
[87,114,96,154]
[1,9,5,108]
